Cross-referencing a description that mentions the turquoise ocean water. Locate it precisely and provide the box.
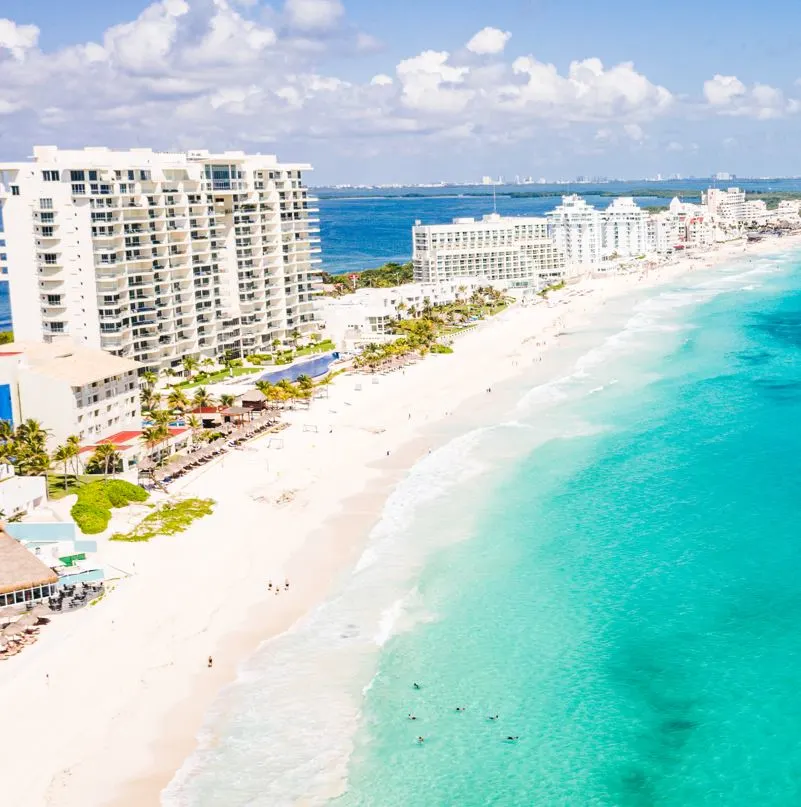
[164,248,801,806]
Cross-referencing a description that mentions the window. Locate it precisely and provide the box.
[49,322,65,333]
[42,253,57,265]
[72,184,86,195]
[128,170,135,181]
[39,198,53,209]
[40,212,54,223]
[10,185,19,196]
[46,294,61,305]
[41,226,54,237]
[42,170,60,182]
[70,170,85,182]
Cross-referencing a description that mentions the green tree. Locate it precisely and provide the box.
[142,370,158,389]
[52,443,76,490]
[141,424,170,466]
[296,374,314,391]
[90,443,121,478]
[219,393,235,407]
[182,355,199,378]
[192,387,215,408]
[167,387,190,414]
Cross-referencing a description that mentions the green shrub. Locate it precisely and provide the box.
[71,503,110,535]
[430,343,454,354]
[70,480,150,534]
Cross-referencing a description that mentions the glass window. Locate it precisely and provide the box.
[39,198,53,209]
[70,170,85,181]
[11,185,19,196]
[89,170,98,181]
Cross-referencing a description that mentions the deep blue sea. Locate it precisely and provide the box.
[164,246,801,806]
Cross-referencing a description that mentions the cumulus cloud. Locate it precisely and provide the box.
[0,17,40,60]
[502,56,673,121]
[0,0,796,174]
[396,50,473,112]
[466,27,511,55]
[703,73,798,119]
[284,0,344,31]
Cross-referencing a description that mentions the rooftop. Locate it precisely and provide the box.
[0,340,140,386]
[0,529,59,596]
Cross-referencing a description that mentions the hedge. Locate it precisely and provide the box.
[70,480,150,535]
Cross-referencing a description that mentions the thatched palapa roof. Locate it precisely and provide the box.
[0,531,59,595]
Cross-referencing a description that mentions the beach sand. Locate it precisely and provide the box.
[0,237,793,806]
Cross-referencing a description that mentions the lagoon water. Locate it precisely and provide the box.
[165,247,801,806]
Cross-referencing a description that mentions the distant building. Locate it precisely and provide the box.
[703,187,747,222]
[0,339,140,448]
[602,197,650,257]
[412,214,566,288]
[546,195,604,272]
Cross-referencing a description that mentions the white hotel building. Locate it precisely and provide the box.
[546,195,604,272]
[602,197,650,257]
[412,213,566,289]
[0,147,322,372]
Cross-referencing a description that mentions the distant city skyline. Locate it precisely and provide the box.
[2,0,801,183]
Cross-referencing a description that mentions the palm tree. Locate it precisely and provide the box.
[140,388,159,415]
[186,414,202,443]
[219,393,235,407]
[142,370,158,389]
[271,338,282,352]
[91,443,121,479]
[296,374,314,391]
[52,444,74,491]
[290,328,301,347]
[192,387,215,409]
[161,367,178,381]
[166,387,190,414]
[201,357,215,369]
[141,424,170,466]
[182,355,199,379]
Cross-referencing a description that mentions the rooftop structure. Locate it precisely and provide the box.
[0,528,59,608]
[0,146,323,372]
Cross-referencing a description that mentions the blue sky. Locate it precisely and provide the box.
[1,0,800,183]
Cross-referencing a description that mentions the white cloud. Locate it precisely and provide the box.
[623,123,644,141]
[396,50,473,112]
[703,74,746,105]
[0,17,40,60]
[666,140,683,152]
[703,73,798,119]
[466,27,511,56]
[503,56,672,121]
[284,0,344,31]
[0,0,797,176]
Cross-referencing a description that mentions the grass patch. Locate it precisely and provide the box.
[70,480,150,535]
[110,497,215,542]
[176,367,259,389]
[47,474,98,501]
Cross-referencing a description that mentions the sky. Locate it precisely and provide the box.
[1,0,801,184]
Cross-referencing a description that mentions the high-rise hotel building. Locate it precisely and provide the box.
[0,147,322,371]
[412,213,566,288]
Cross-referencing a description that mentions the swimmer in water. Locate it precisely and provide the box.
[488,714,499,721]
[413,683,421,690]
[506,736,519,742]
[408,713,417,721]
[456,706,466,712]
[417,736,425,744]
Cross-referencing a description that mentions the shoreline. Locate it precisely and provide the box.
[0,236,797,807]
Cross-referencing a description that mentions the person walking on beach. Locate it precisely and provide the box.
[208,656,213,668]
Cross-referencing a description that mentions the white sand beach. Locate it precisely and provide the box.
[0,236,794,806]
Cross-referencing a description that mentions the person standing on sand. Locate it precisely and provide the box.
[208,656,213,668]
